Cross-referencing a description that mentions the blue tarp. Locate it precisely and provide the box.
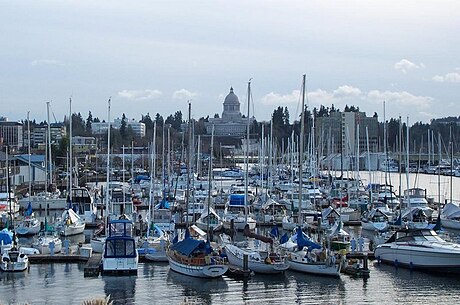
[0,229,13,245]
[280,233,289,244]
[134,175,151,183]
[170,237,208,256]
[229,194,245,206]
[25,202,33,217]
[156,199,170,209]
[296,227,321,251]
[270,226,279,238]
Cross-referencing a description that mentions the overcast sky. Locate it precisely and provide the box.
[1,0,459,125]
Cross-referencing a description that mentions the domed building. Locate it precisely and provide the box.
[206,87,254,136]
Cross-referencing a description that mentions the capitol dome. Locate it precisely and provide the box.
[224,87,240,105]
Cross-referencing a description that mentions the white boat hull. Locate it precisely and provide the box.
[61,223,86,236]
[223,219,257,231]
[145,251,168,262]
[167,256,228,278]
[361,221,389,232]
[91,237,106,253]
[375,244,460,271]
[15,222,41,236]
[288,259,340,277]
[224,244,289,274]
[33,237,63,254]
[441,218,460,230]
[102,256,138,274]
[1,251,29,272]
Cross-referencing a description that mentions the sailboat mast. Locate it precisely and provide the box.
[47,101,53,186]
[27,112,32,199]
[299,74,306,226]
[405,116,411,222]
[185,102,192,227]
[206,125,214,237]
[245,80,251,226]
[105,98,111,232]
[69,98,73,197]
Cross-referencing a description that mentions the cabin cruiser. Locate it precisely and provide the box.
[101,219,138,275]
[222,194,256,231]
[375,228,460,273]
[1,246,29,272]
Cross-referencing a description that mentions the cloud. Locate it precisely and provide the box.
[260,90,301,105]
[30,59,64,66]
[432,72,460,83]
[332,85,362,97]
[367,90,433,109]
[394,59,425,73]
[118,89,163,100]
[172,89,198,101]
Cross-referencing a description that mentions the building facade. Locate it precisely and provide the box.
[92,119,146,138]
[0,118,23,150]
[32,123,66,147]
[206,87,254,136]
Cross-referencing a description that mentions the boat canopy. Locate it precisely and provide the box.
[170,236,211,256]
[229,194,245,206]
[0,229,13,245]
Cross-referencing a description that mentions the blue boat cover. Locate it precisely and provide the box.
[0,229,13,245]
[134,175,151,183]
[156,198,170,209]
[280,232,289,244]
[170,237,211,256]
[269,226,279,238]
[229,194,245,206]
[25,202,33,217]
[296,227,321,251]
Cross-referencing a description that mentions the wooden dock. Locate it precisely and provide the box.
[346,251,375,260]
[28,254,89,264]
[84,253,102,277]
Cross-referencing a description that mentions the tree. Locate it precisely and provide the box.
[120,113,127,141]
[86,111,93,135]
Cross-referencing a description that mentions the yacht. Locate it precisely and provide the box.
[101,219,138,275]
[222,194,256,231]
[1,247,29,272]
[375,228,460,273]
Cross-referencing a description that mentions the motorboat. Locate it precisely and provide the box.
[375,228,460,273]
[1,247,29,272]
[101,219,138,275]
[167,230,228,278]
[222,194,256,231]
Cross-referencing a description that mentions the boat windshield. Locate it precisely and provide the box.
[396,230,443,242]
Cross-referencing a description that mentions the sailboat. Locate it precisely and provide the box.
[280,75,341,277]
[1,148,29,273]
[91,98,111,253]
[15,202,41,236]
[167,111,228,278]
[32,107,62,254]
[58,97,86,237]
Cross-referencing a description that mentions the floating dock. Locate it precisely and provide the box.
[29,254,89,264]
[84,253,102,277]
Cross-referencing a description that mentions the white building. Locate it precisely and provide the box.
[206,87,254,136]
[92,119,145,138]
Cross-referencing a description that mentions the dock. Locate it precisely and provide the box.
[29,254,89,264]
[84,253,102,277]
[346,251,375,260]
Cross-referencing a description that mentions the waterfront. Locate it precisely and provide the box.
[2,259,460,305]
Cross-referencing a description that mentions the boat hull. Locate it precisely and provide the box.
[441,218,460,230]
[288,259,340,277]
[167,256,228,278]
[375,244,460,272]
[361,221,388,232]
[224,244,289,274]
[61,223,86,236]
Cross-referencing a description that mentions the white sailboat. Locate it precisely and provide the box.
[58,208,86,236]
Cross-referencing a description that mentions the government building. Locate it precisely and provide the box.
[206,87,254,136]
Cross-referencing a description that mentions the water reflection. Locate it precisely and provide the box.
[166,270,229,304]
[102,274,137,305]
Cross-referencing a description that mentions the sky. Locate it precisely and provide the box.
[1,0,459,125]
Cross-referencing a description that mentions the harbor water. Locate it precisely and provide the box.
[2,259,460,304]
